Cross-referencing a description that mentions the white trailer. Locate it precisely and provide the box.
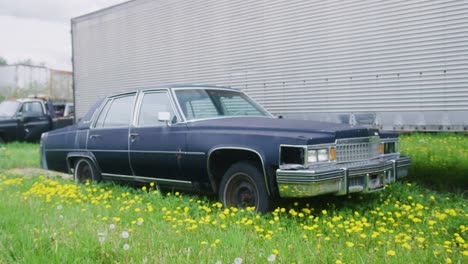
[0,64,73,101]
[71,0,468,131]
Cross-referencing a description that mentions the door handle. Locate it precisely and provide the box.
[90,135,101,140]
[129,133,139,142]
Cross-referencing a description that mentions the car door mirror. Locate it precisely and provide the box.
[158,112,171,126]
[17,112,24,122]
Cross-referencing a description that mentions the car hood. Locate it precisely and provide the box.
[186,117,379,145]
[0,117,15,124]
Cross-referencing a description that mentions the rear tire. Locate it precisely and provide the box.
[219,162,272,213]
[74,158,101,183]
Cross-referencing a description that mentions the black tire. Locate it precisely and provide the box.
[74,158,101,183]
[219,162,272,213]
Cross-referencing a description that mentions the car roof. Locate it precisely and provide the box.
[109,84,240,98]
[6,98,44,103]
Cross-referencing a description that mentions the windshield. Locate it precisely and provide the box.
[175,89,271,121]
[0,101,20,117]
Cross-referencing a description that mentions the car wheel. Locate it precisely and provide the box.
[219,162,271,213]
[74,158,101,183]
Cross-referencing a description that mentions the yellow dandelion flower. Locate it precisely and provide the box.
[387,250,396,256]
[346,242,354,248]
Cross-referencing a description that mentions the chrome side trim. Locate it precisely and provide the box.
[207,147,271,195]
[102,173,192,187]
[127,150,205,155]
[46,149,205,156]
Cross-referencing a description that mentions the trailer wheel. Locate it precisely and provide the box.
[74,158,101,183]
[219,162,271,213]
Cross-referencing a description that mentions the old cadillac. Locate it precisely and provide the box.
[40,85,410,212]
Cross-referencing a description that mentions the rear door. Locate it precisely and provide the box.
[129,90,190,187]
[87,93,136,176]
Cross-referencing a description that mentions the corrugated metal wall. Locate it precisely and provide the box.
[72,0,468,131]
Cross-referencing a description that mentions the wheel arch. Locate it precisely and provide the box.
[66,152,101,175]
[207,146,271,196]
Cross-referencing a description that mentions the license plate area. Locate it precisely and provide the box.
[367,173,385,191]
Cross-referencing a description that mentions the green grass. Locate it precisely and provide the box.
[0,176,466,263]
[400,133,468,192]
[0,134,467,263]
[0,142,40,171]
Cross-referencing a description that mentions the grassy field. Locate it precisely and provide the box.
[0,135,467,263]
[400,133,468,191]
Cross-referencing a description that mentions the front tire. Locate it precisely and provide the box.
[74,158,101,183]
[219,162,272,213]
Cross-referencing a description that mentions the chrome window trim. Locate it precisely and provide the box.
[133,89,183,127]
[91,92,137,129]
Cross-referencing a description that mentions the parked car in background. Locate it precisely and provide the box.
[0,97,74,143]
[40,85,411,212]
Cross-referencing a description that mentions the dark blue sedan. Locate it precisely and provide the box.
[40,85,410,212]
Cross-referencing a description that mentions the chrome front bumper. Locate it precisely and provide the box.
[276,156,411,198]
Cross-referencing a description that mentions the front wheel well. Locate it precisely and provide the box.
[208,149,266,193]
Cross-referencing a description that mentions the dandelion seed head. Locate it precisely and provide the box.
[121,231,129,238]
[234,257,243,264]
[109,224,115,230]
[57,205,63,210]
[123,243,130,250]
[98,232,106,244]
[267,254,276,262]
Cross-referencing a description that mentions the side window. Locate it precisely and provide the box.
[95,94,135,128]
[21,102,44,117]
[138,92,176,126]
[94,99,112,128]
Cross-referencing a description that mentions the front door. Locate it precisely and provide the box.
[18,101,50,141]
[87,93,136,176]
[129,90,189,187]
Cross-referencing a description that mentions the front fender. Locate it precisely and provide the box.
[207,145,272,195]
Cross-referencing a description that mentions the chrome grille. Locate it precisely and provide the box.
[335,137,380,163]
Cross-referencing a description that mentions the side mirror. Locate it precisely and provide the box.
[158,112,171,126]
[17,112,24,122]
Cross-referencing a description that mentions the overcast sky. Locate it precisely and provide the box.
[0,0,128,71]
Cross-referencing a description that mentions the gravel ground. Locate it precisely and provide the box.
[3,168,72,180]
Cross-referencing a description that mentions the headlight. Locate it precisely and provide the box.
[380,141,399,154]
[308,148,333,163]
[308,150,318,163]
